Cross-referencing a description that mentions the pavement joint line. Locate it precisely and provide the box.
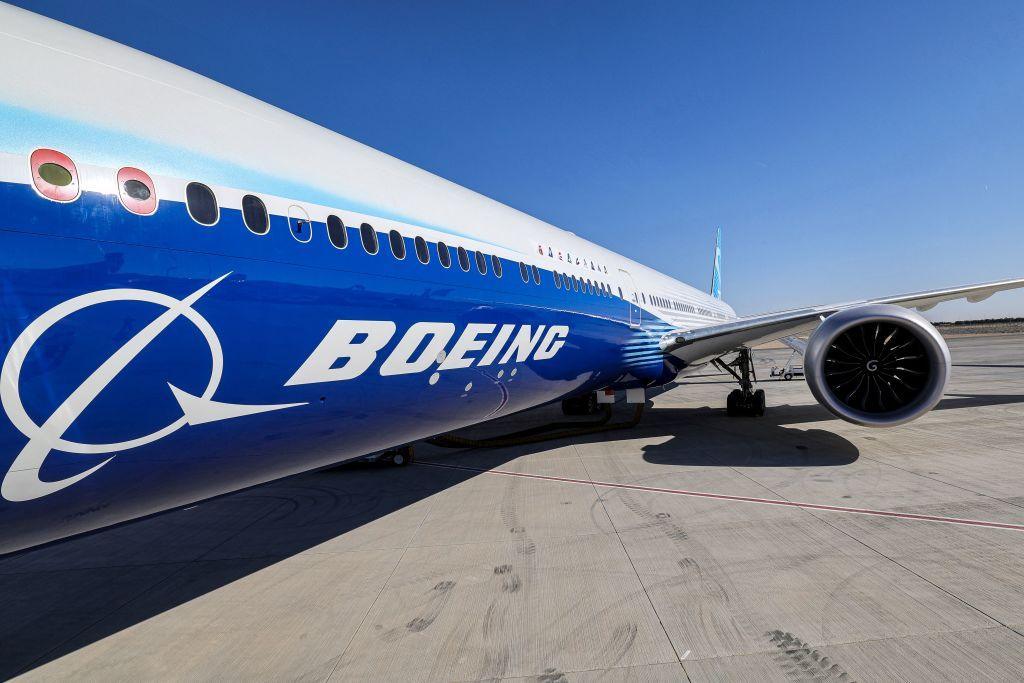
[418,461,1024,532]
[856,451,1024,514]
[571,443,693,680]
[325,478,440,682]
[722,464,1023,636]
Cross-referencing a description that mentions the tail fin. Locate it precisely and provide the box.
[710,227,722,299]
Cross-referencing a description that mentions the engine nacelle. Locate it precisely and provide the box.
[804,304,950,427]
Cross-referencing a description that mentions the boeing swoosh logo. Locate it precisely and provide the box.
[0,274,305,502]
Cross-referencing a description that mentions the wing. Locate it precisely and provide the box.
[662,277,1024,366]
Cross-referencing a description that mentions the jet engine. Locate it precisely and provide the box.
[804,304,950,427]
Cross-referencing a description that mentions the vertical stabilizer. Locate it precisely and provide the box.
[710,227,722,299]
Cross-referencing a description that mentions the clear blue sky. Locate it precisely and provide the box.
[11,0,1024,320]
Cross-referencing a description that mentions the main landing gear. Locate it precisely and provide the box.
[561,393,600,416]
[713,348,766,417]
[369,444,415,466]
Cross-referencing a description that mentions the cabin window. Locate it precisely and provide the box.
[360,223,379,254]
[519,262,529,282]
[491,254,503,277]
[437,241,452,268]
[242,195,269,235]
[618,286,623,298]
[389,229,406,259]
[327,214,347,248]
[532,265,541,285]
[554,272,562,289]
[117,167,157,216]
[415,235,430,264]
[572,275,580,292]
[457,246,471,271]
[30,149,80,202]
[186,182,218,226]
[475,250,488,275]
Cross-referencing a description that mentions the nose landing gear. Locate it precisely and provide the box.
[714,348,766,417]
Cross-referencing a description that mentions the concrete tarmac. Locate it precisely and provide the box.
[2,335,1024,681]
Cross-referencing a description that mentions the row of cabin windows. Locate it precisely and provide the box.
[28,149,630,299]
[549,270,617,299]
[650,294,698,315]
[648,293,721,318]
[184,182,518,280]
[193,174,625,297]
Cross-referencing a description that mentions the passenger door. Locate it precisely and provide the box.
[618,268,641,328]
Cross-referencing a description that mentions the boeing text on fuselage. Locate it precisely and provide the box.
[0,275,570,503]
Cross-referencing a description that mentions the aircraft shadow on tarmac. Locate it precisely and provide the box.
[1,391,1021,677]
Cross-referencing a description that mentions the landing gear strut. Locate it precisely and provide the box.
[714,348,766,417]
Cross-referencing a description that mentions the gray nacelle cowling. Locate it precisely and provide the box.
[804,304,950,427]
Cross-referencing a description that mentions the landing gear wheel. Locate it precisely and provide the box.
[716,348,766,417]
[726,389,741,416]
[388,446,415,467]
[562,393,599,416]
[752,389,766,417]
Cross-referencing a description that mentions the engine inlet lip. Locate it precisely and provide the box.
[804,304,950,427]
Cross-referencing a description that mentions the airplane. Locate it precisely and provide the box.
[0,3,1022,555]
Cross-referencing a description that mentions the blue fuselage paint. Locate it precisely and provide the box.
[0,179,676,553]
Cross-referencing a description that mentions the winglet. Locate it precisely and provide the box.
[710,227,722,299]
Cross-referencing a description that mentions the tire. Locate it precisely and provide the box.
[562,396,583,416]
[752,389,766,417]
[563,394,599,416]
[389,447,414,466]
[784,373,792,381]
[726,389,741,416]
[561,397,579,415]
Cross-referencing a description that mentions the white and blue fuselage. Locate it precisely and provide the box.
[0,5,734,553]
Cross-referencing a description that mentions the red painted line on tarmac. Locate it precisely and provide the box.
[419,461,1024,532]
